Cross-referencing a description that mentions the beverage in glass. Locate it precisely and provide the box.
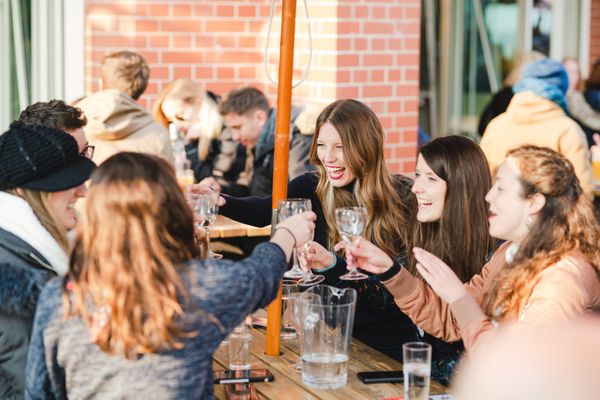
[403,342,432,400]
[228,322,252,370]
[335,207,368,280]
[281,281,299,339]
[190,191,222,259]
[301,285,357,389]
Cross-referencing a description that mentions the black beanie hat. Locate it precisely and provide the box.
[0,122,97,192]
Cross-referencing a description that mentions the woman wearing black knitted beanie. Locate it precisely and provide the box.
[0,122,96,399]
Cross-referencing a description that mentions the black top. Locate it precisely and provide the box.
[221,172,420,361]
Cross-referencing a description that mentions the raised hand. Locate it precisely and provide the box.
[412,247,467,304]
[189,183,225,206]
[275,211,316,249]
[343,239,394,275]
[198,176,222,193]
[304,241,336,271]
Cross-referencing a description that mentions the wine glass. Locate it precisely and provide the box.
[287,291,320,372]
[191,191,222,259]
[278,199,312,279]
[335,206,368,280]
[297,240,324,286]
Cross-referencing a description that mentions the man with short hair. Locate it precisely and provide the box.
[18,100,95,159]
[209,87,312,197]
[74,51,173,164]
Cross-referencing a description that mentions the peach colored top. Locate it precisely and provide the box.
[383,242,600,350]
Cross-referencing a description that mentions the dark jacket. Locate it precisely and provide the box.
[0,228,56,400]
[221,173,421,361]
[222,107,313,197]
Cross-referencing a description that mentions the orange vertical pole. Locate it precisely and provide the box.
[265,0,297,356]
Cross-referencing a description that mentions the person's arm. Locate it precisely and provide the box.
[25,279,66,400]
[192,212,315,336]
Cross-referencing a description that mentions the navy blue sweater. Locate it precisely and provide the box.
[26,242,287,400]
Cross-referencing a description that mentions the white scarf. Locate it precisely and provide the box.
[0,191,69,275]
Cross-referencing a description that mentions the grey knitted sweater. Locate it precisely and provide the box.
[25,242,286,399]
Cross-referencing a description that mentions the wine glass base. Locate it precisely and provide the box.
[298,274,325,286]
[339,272,368,281]
[209,251,223,259]
[283,269,305,279]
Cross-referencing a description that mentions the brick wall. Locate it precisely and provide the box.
[84,0,421,173]
[591,0,600,69]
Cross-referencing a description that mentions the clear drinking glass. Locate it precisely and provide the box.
[402,342,432,400]
[228,322,252,370]
[287,291,321,372]
[281,281,300,339]
[191,191,222,259]
[335,207,368,280]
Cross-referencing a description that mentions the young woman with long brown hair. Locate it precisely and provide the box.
[349,145,600,351]
[402,135,493,381]
[26,152,315,399]
[219,98,419,361]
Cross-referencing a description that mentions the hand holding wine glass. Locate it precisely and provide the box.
[335,206,368,280]
[190,191,222,259]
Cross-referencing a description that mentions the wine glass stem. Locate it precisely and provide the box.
[204,227,211,255]
[292,247,300,269]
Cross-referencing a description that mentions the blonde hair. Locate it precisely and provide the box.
[9,188,68,251]
[309,99,411,256]
[153,79,223,160]
[485,146,600,319]
[66,153,201,358]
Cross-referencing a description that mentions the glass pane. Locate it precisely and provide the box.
[8,0,31,120]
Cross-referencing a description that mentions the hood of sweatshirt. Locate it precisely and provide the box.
[506,91,566,124]
[75,89,156,141]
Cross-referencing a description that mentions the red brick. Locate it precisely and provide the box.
[194,4,212,16]
[149,4,169,17]
[336,86,359,98]
[205,21,245,32]
[239,36,256,47]
[163,52,204,63]
[172,5,192,17]
[338,54,359,67]
[195,67,214,79]
[195,35,214,48]
[216,5,235,17]
[353,70,368,82]
[238,66,256,79]
[174,67,192,79]
[136,19,158,32]
[216,36,235,48]
[337,38,352,51]
[370,70,385,82]
[354,38,367,51]
[173,35,193,48]
[150,35,169,48]
[338,22,360,35]
[217,67,235,79]
[354,6,368,18]
[161,20,202,33]
[372,7,386,19]
[372,38,386,51]
[338,6,352,18]
[151,67,170,80]
[238,5,256,18]
[363,85,392,98]
[364,22,394,35]
[364,54,394,67]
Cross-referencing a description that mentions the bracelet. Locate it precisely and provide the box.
[375,260,402,281]
[313,251,338,273]
[274,226,297,249]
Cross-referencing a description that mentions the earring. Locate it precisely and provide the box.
[526,216,535,229]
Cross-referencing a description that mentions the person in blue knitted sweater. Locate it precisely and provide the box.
[219,99,420,362]
[25,152,315,400]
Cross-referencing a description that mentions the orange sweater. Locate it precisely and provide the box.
[383,242,600,350]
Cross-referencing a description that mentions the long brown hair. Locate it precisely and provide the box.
[408,136,493,282]
[65,152,201,358]
[309,99,410,256]
[485,146,600,318]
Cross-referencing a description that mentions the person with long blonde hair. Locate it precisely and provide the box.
[219,99,419,361]
[349,145,600,351]
[0,122,96,398]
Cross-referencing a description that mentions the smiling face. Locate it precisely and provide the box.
[412,154,447,222]
[47,183,87,230]
[316,122,356,187]
[485,157,533,244]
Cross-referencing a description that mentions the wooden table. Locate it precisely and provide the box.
[212,325,448,399]
[210,216,271,238]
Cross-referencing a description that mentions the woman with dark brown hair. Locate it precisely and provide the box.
[349,145,600,351]
[25,152,315,399]
[219,98,419,361]
[403,135,493,381]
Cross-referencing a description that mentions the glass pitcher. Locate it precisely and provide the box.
[299,285,357,389]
